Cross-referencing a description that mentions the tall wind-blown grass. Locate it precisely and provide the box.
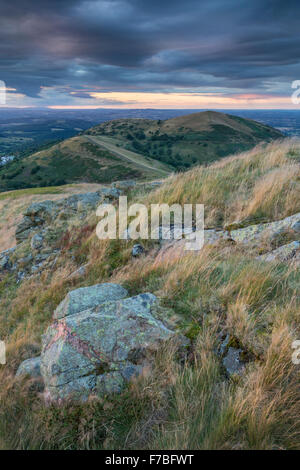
[0,139,299,449]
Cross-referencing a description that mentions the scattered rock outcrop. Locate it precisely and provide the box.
[0,187,123,283]
[230,212,300,245]
[15,188,121,243]
[259,240,300,264]
[39,284,185,401]
[156,212,300,263]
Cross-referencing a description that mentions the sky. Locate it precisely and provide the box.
[1,0,300,109]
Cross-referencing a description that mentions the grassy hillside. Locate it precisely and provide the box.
[85,111,283,169]
[0,111,282,192]
[0,139,299,450]
[148,138,300,227]
[0,135,171,192]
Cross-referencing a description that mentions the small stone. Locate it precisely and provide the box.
[16,357,41,378]
[223,347,245,376]
[31,233,44,250]
[0,255,10,270]
[68,264,88,279]
[131,244,145,257]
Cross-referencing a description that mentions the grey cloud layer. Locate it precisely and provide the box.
[0,0,299,101]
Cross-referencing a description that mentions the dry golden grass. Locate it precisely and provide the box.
[147,138,300,226]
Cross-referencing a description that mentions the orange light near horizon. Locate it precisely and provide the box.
[48,91,293,110]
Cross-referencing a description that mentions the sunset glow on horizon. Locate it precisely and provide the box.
[46,91,294,110]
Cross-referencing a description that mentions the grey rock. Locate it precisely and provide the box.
[230,212,300,245]
[24,200,56,219]
[15,216,36,242]
[53,283,128,319]
[97,371,125,395]
[31,233,44,250]
[17,271,26,282]
[16,356,41,378]
[291,220,300,233]
[223,347,245,376]
[132,244,145,257]
[16,191,111,243]
[46,375,97,402]
[15,187,123,244]
[98,187,122,200]
[113,180,136,191]
[259,241,300,262]
[219,334,230,356]
[0,255,10,269]
[0,247,16,269]
[41,291,184,401]
[68,264,88,279]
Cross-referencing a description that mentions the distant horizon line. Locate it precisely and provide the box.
[1,107,300,111]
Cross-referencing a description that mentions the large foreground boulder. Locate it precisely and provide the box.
[41,286,182,401]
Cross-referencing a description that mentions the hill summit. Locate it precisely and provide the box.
[85,110,283,169]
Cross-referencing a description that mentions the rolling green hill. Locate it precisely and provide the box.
[0,111,282,192]
[85,110,283,169]
[0,135,171,191]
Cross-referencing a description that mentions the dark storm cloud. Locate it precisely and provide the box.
[0,0,299,102]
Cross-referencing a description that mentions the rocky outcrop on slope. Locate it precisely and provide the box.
[0,187,122,283]
[229,212,300,245]
[258,240,300,264]
[15,188,121,243]
[17,283,186,401]
[155,212,300,264]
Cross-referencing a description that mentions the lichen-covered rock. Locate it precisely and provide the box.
[16,356,41,378]
[291,220,300,233]
[41,292,182,401]
[15,188,122,243]
[230,212,300,245]
[53,283,128,319]
[259,240,300,263]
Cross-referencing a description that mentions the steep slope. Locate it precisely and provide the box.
[85,110,283,169]
[0,135,171,192]
[0,139,299,450]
